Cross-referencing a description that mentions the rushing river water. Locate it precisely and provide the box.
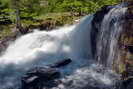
[0,3,129,89]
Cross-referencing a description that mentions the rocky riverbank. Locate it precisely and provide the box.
[91,1,133,79]
[0,1,133,89]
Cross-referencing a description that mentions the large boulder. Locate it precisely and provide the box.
[50,58,72,68]
[116,2,133,75]
[21,66,60,89]
[21,59,72,89]
[116,78,133,89]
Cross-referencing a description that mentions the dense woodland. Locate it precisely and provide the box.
[0,0,119,38]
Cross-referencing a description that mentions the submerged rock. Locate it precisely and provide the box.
[116,78,133,89]
[50,58,72,68]
[21,59,72,89]
[126,45,133,53]
[21,66,60,89]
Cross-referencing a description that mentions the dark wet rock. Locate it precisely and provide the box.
[50,58,72,68]
[116,78,133,89]
[0,36,16,54]
[39,20,56,31]
[21,59,72,89]
[126,78,133,89]
[91,2,133,72]
[21,66,60,89]
[19,27,29,34]
[125,45,133,53]
[114,2,133,74]
[91,5,114,58]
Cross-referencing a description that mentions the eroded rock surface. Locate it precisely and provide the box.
[21,66,60,89]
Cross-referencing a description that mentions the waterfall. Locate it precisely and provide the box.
[0,3,129,89]
[0,15,96,89]
[95,4,127,68]
[0,15,93,65]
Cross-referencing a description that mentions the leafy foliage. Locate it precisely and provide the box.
[46,0,119,13]
[0,0,119,22]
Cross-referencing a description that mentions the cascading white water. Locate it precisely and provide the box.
[0,4,127,88]
[96,6,127,67]
[0,15,93,65]
[0,15,100,89]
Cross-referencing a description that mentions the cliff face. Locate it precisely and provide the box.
[114,2,133,78]
[91,1,133,78]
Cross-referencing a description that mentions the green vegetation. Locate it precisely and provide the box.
[0,0,119,38]
[0,0,119,23]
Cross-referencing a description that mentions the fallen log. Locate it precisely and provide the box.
[50,58,72,68]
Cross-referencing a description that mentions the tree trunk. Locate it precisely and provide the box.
[16,8,28,34]
[16,8,21,29]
